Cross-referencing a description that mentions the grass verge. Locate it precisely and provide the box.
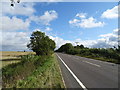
[2,54,65,88]
[77,54,118,64]
[16,54,65,88]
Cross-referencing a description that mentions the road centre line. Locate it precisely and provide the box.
[56,53,88,90]
[83,61,101,67]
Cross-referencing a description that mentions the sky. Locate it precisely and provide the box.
[0,1,119,51]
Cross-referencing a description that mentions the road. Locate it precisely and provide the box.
[56,53,119,89]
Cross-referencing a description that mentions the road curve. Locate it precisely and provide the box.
[56,53,119,89]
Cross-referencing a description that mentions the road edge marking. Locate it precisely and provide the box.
[55,54,66,88]
[56,53,88,90]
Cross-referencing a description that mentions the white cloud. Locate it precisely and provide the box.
[79,17,104,28]
[49,35,97,49]
[69,19,80,24]
[99,33,117,38]
[45,27,52,31]
[74,39,96,47]
[1,2,35,16]
[99,29,119,40]
[1,28,118,51]
[50,28,119,49]
[39,10,58,25]
[29,10,58,25]
[76,13,87,18]
[0,16,30,31]
[49,36,72,49]
[113,28,119,34]
[1,31,30,51]
[69,17,104,28]
[92,28,119,48]
[0,3,58,51]
[101,5,119,19]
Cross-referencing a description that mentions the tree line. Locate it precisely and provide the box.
[56,43,120,64]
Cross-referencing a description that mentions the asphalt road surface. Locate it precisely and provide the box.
[56,53,119,89]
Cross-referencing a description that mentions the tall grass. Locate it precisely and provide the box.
[2,54,65,88]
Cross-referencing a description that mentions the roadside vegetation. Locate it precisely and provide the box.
[56,43,120,64]
[2,31,64,88]
[2,54,64,88]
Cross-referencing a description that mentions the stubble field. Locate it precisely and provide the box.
[0,51,35,68]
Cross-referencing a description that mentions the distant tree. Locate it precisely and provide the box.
[79,44,84,48]
[27,31,56,55]
[56,43,74,53]
[116,45,120,53]
[74,44,84,49]
[74,45,80,49]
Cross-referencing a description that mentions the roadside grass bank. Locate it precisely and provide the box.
[76,54,119,64]
[2,54,65,88]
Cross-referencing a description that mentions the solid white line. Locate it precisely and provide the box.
[57,56,66,88]
[56,53,88,90]
[83,61,101,67]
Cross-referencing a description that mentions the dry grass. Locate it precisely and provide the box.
[1,51,35,59]
[0,51,35,68]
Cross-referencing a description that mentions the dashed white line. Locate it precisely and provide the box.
[56,53,88,90]
[83,61,101,67]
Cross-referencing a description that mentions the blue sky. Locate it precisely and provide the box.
[40,2,117,40]
[0,2,119,51]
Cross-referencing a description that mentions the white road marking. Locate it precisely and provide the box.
[96,60,116,65]
[83,61,101,67]
[57,56,66,88]
[80,56,116,65]
[56,53,88,90]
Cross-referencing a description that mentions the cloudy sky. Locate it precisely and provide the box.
[0,1,119,51]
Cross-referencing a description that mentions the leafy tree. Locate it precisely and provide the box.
[27,31,56,55]
[79,44,84,48]
[74,44,84,49]
[116,45,120,53]
[56,43,74,53]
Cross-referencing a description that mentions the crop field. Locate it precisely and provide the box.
[0,51,35,68]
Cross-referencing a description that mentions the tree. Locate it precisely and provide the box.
[116,45,120,53]
[56,43,74,53]
[74,44,84,49]
[27,31,56,55]
[79,44,84,49]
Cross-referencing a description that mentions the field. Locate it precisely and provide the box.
[0,51,35,68]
